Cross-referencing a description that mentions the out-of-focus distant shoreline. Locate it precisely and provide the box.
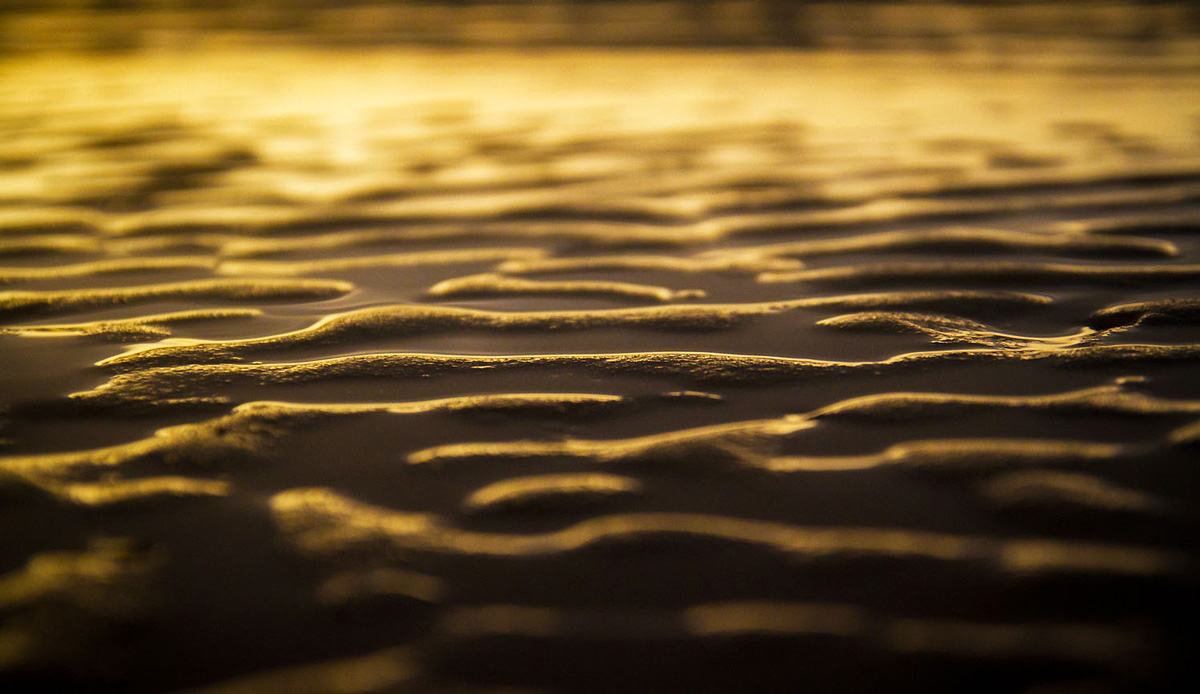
[3,1,1200,56]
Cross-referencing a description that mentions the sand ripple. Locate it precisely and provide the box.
[2,45,1197,693]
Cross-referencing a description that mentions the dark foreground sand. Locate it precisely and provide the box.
[1,45,1199,693]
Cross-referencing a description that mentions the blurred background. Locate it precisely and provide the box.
[2,1,1199,54]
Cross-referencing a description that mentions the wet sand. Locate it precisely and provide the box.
[1,45,1199,693]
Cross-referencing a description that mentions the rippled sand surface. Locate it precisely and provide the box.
[2,45,1200,693]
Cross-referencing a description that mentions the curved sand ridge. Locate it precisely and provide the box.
[103,233,236,256]
[404,411,1169,479]
[216,248,550,277]
[19,380,1195,507]
[0,540,162,675]
[96,291,1052,369]
[269,487,1185,577]
[167,647,419,694]
[409,382,1191,519]
[757,439,1129,474]
[0,309,262,340]
[11,219,1172,300]
[2,172,1181,280]
[694,226,1178,260]
[8,225,1169,281]
[1089,298,1200,329]
[815,311,1102,349]
[212,225,527,258]
[979,470,1168,516]
[0,234,101,258]
[101,205,310,238]
[434,601,1149,667]
[0,393,663,504]
[75,344,1200,408]
[452,252,800,275]
[169,194,1190,254]
[0,278,353,320]
[42,477,231,507]
[268,180,1200,239]
[55,175,1198,250]
[1054,211,1200,236]
[0,422,241,507]
[426,273,706,302]
[408,416,814,468]
[760,261,1200,286]
[0,207,101,236]
[808,378,1200,419]
[0,257,215,284]
[171,603,1148,694]
[314,567,445,608]
[816,300,1200,348]
[461,473,644,514]
[21,381,1193,510]
[685,183,1200,242]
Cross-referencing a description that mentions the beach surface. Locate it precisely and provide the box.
[1,42,1199,693]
